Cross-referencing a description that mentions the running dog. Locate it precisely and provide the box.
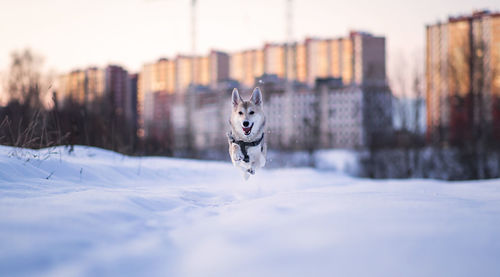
[227,87,267,180]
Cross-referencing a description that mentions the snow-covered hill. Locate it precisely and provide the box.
[1,146,500,277]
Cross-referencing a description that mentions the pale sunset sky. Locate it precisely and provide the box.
[0,0,499,84]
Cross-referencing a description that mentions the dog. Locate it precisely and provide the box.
[227,87,267,180]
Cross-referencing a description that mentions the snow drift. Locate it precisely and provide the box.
[1,145,500,277]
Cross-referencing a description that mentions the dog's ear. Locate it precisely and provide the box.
[251,87,262,106]
[232,88,242,107]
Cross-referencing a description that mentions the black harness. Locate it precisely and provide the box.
[229,133,264,163]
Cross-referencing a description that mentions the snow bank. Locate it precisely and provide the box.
[1,145,500,277]
[266,149,360,175]
[313,149,360,175]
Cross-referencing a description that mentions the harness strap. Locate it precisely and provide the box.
[230,133,264,163]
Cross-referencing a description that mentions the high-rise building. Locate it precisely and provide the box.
[139,58,176,95]
[305,38,330,85]
[426,10,500,142]
[175,55,193,93]
[55,74,70,106]
[68,70,86,104]
[138,58,176,136]
[227,31,385,89]
[351,31,386,86]
[295,43,307,83]
[194,56,210,86]
[105,65,129,116]
[151,91,174,143]
[137,63,152,137]
[264,43,286,79]
[327,39,341,78]
[340,37,354,85]
[56,67,107,108]
[139,51,229,137]
[244,49,265,87]
[209,50,230,88]
[86,67,105,105]
[189,51,231,88]
[230,51,244,84]
[230,49,264,87]
[127,73,138,127]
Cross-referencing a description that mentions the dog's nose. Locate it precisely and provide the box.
[243,121,249,127]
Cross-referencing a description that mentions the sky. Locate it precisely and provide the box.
[0,0,499,79]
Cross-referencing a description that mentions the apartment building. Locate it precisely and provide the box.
[263,43,286,81]
[228,31,386,89]
[426,10,500,142]
[86,67,105,105]
[139,51,229,137]
[209,50,231,88]
[105,65,130,116]
[57,67,105,108]
[56,65,133,119]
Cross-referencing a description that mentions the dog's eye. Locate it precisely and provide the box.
[249,111,254,115]
[238,111,243,115]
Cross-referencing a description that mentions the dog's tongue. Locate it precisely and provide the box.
[243,127,251,134]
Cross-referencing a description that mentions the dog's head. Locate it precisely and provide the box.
[230,87,264,137]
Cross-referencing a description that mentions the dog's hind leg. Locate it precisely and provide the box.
[259,154,266,168]
[242,170,250,180]
[259,144,267,168]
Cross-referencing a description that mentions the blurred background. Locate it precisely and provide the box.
[1,0,499,180]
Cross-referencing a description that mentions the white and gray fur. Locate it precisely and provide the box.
[227,87,267,180]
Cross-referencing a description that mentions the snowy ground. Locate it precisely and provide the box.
[1,146,500,277]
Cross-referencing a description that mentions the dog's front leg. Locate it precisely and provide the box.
[233,145,253,171]
[232,145,251,180]
[230,143,245,164]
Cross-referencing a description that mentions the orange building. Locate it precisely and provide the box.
[67,70,86,104]
[264,43,286,79]
[175,55,193,93]
[230,51,244,84]
[230,49,264,87]
[295,43,307,83]
[139,51,229,136]
[138,58,176,136]
[227,31,385,89]
[341,38,354,85]
[426,10,500,142]
[86,67,105,104]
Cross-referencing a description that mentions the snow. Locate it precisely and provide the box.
[1,145,500,277]
[314,149,360,174]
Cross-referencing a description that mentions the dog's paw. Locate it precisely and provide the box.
[235,152,245,162]
[242,171,250,180]
[247,168,255,175]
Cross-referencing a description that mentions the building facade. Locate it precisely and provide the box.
[426,10,500,142]
[105,65,130,116]
[55,29,389,153]
[228,31,386,89]
[56,67,105,108]
[139,51,230,137]
[56,65,134,118]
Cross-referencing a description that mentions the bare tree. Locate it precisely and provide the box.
[6,49,45,108]
[446,36,499,179]
[390,53,412,177]
[411,50,425,177]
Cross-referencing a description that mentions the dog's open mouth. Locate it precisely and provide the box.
[242,123,253,136]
